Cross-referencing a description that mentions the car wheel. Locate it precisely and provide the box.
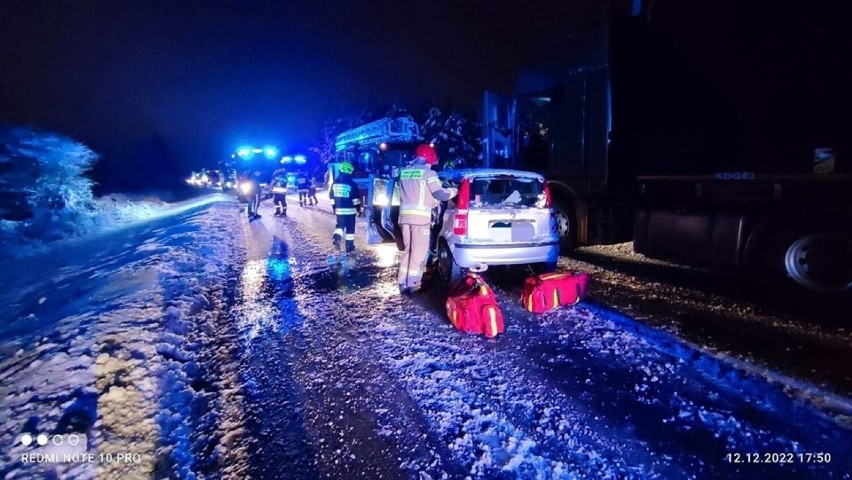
[552,200,577,253]
[437,240,464,285]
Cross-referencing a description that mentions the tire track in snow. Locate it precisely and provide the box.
[267,207,465,479]
[224,208,327,480]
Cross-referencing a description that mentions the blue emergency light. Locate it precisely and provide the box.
[237,145,279,160]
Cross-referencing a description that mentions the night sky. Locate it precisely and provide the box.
[1,1,849,191]
[0,0,595,189]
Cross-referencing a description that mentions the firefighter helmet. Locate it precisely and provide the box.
[414,144,438,164]
[339,161,354,174]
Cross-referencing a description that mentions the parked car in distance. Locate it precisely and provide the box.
[432,168,560,283]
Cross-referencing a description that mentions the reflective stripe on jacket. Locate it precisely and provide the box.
[397,159,455,225]
[330,174,359,216]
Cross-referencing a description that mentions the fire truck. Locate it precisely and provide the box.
[329,116,422,233]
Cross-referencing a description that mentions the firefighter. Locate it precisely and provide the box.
[397,144,457,294]
[307,177,319,206]
[272,175,288,216]
[296,172,309,206]
[240,171,261,219]
[330,161,359,254]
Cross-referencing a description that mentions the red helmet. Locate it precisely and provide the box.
[414,144,438,164]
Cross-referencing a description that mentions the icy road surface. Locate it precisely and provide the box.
[1,196,850,480]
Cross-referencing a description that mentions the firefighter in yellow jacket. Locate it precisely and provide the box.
[397,144,457,294]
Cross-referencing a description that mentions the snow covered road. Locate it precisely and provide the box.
[1,196,850,479]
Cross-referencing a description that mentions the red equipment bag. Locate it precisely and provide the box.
[445,273,504,338]
[521,272,589,313]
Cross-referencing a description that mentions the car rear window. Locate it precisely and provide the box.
[468,176,545,208]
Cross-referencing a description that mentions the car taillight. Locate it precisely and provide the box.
[453,178,470,235]
[543,181,553,208]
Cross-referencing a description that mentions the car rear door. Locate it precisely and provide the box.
[464,174,553,245]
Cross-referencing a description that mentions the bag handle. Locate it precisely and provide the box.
[451,273,481,296]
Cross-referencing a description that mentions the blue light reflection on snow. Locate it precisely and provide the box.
[266,257,291,282]
[233,233,302,346]
[235,259,279,343]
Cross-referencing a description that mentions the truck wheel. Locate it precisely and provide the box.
[437,240,464,285]
[553,200,577,253]
[768,232,852,293]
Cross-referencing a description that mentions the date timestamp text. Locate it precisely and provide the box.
[724,452,831,464]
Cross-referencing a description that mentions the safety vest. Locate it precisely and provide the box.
[398,160,445,225]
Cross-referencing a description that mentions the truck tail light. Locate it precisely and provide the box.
[453,178,470,236]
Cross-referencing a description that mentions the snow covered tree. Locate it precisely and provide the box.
[310,104,482,173]
[0,126,99,250]
[419,107,482,169]
[308,108,374,166]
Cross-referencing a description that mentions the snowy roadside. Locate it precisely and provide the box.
[0,200,248,479]
[1,193,232,260]
[559,243,852,395]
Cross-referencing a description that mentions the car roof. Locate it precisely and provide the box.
[438,168,545,181]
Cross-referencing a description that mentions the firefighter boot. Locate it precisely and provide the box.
[332,228,343,252]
